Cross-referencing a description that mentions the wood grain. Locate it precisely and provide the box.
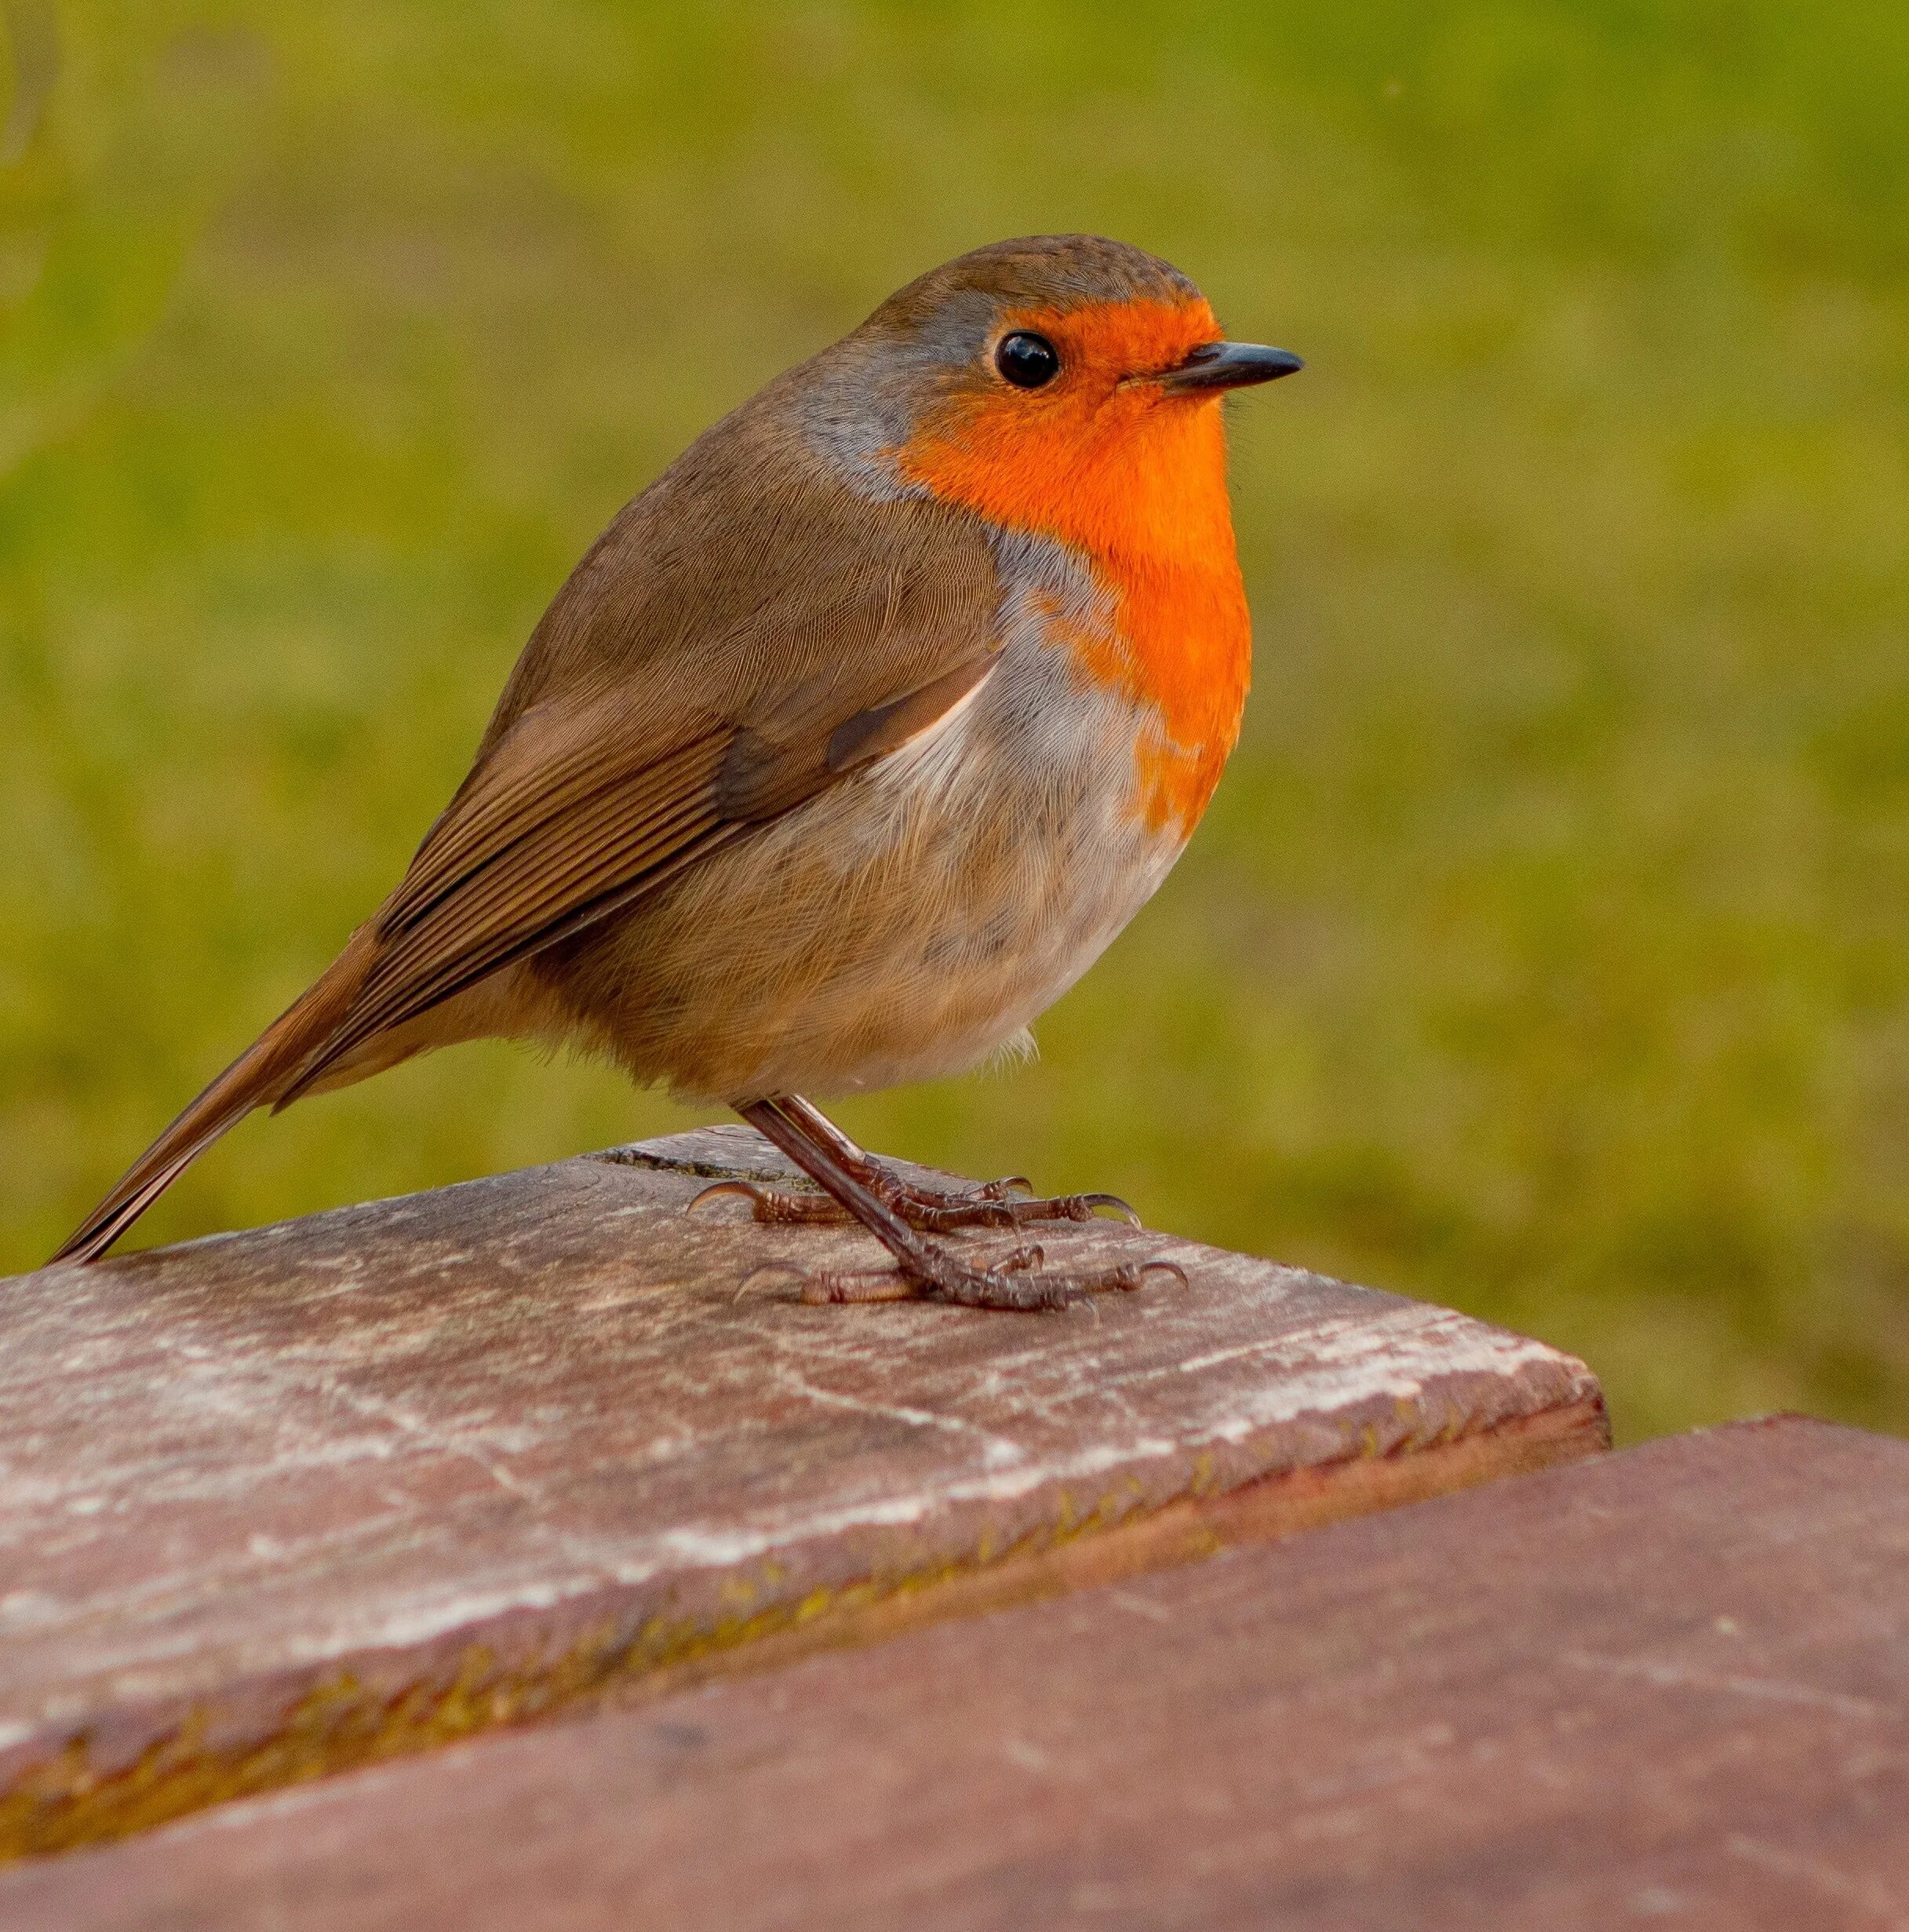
[2,1418,1900,1932]
[0,1127,1604,1856]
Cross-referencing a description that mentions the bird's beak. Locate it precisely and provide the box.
[1158,341,1305,393]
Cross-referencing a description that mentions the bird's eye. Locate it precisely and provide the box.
[994,332,1061,389]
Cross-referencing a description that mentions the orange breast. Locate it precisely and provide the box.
[896,297,1251,836]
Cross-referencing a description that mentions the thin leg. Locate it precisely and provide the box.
[691,1092,1140,1235]
[727,1097,1184,1313]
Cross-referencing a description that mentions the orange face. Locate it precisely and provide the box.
[896,297,1253,835]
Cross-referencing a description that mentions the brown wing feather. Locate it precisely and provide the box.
[56,404,1005,1260]
[276,731,736,1099]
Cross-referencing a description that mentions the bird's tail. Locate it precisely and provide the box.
[49,930,377,1267]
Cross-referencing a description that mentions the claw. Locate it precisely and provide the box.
[733,1259,809,1302]
[1135,1257,1189,1289]
[994,1244,1046,1275]
[689,1178,844,1227]
[689,1179,765,1216]
[1076,1192,1142,1228]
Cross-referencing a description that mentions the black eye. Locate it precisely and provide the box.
[995,331,1060,389]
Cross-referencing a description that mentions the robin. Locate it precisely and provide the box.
[53,235,1301,1308]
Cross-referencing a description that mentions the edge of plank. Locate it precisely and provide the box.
[0,1391,1606,1861]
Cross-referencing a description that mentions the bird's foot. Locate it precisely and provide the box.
[743,1240,1186,1312]
[711,1099,1182,1314]
[690,1165,1140,1237]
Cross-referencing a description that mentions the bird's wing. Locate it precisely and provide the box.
[51,435,1008,1265]
[272,494,1005,1102]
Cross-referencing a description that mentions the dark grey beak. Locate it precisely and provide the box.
[1160,341,1304,393]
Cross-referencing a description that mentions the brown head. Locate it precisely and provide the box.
[789,234,1299,567]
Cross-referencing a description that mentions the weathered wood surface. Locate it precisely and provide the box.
[0,1126,1603,1857]
[4,1417,1900,1932]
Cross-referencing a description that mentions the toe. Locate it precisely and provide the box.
[687,1179,848,1227]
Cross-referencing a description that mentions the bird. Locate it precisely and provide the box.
[52,234,1301,1309]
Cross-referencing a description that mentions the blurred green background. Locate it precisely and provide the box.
[3,1,1905,1442]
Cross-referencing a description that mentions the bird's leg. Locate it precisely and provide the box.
[689,1092,1140,1234]
[717,1098,1183,1312]
[783,1096,1148,1232]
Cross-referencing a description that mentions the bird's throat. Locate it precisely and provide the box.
[900,394,1250,837]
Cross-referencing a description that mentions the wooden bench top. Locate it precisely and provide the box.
[0,1128,1603,1856]
[3,1416,1900,1930]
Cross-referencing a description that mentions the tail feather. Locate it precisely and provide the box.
[49,931,377,1266]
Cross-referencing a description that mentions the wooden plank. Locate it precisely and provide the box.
[2,1417,1900,1932]
[0,1126,1604,1857]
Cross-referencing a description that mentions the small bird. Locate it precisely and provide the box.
[54,235,1301,1308]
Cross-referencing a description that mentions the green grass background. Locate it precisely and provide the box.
[3,0,1904,1442]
